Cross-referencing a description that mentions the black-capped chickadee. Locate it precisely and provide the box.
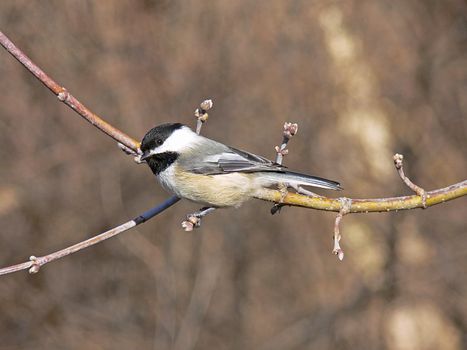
[139,123,341,212]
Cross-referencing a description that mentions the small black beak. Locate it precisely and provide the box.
[140,151,152,161]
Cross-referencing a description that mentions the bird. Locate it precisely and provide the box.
[139,122,341,221]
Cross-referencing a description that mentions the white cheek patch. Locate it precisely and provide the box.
[152,127,200,154]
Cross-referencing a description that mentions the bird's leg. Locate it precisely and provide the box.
[271,183,289,215]
[278,183,289,201]
[182,207,216,231]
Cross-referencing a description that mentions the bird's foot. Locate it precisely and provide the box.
[270,183,289,215]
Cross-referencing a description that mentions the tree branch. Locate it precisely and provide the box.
[0,196,180,276]
[0,31,139,152]
[0,30,182,276]
[1,29,464,215]
[256,180,466,212]
[0,30,466,275]
[0,97,215,276]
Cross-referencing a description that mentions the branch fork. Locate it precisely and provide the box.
[270,122,299,214]
[393,153,427,208]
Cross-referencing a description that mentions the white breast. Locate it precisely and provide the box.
[157,166,179,195]
[156,165,256,207]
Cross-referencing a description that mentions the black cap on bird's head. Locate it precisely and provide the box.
[139,123,189,175]
[140,123,184,161]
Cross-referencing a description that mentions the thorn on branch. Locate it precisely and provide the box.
[393,153,427,208]
[333,197,352,261]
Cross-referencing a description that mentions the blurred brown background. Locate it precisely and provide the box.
[0,1,466,349]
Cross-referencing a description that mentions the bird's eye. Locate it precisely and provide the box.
[156,139,163,146]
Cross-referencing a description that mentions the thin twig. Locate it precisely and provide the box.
[0,196,180,276]
[0,30,139,152]
[272,122,322,212]
[271,122,298,215]
[332,197,352,261]
[393,153,427,208]
[194,99,213,134]
[275,122,298,164]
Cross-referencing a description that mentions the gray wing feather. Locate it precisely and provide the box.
[179,141,342,190]
[185,146,284,175]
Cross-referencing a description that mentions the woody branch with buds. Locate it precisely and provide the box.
[0,31,466,275]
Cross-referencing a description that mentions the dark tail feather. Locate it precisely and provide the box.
[284,171,342,190]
